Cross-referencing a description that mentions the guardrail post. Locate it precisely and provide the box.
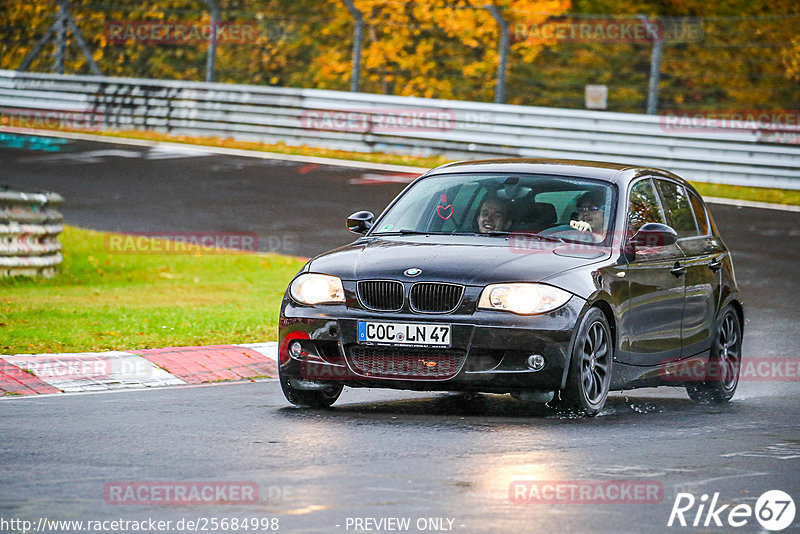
[486,5,509,104]
[639,15,663,115]
[341,0,364,92]
[204,0,220,82]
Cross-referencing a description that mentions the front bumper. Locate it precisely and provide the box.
[278,296,583,394]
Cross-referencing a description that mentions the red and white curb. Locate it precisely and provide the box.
[0,342,278,396]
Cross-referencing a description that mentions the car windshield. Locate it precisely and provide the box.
[371,172,616,245]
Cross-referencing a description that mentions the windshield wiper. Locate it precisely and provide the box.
[375,229,454,236]
[376,229,479,236]
[480,231,565,243]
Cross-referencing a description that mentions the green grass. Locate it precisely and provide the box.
[0,226,306,355]
[691,182,800,207]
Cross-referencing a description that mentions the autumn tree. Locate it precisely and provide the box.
[1,0,797,111]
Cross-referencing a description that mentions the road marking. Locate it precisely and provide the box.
[17,148,142,164]
[586,465,693,478]
[721,443,800,460]
[146,145,211,159]
[349,173,419,185]
[1,127,429,174]
[704,196,800,213]
[671,471,771,498]
[0,132,69,152]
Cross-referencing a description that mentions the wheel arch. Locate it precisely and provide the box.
[591,299,617,351]
[559,297,616,391]
[729,298,744,335]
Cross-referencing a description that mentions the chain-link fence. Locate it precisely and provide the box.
[1,0,798,115]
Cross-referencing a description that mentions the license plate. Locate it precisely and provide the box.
[357,321,451,348]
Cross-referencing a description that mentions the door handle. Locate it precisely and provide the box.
[670,261,685,277]
[708,257,722,272]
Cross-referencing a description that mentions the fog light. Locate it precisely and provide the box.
[527,354,545,371]
[289,341,304,358]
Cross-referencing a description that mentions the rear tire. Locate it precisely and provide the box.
[686,305,741,404]
[279,374,343,408]
[552,308,613,416]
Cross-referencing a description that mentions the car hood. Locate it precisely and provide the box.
[307,235,611,286]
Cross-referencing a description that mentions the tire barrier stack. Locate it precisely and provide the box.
[0,185,64,277]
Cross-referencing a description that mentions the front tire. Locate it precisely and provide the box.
[279,374,343,408]
[553,308,613,416]
[686,306,742,403]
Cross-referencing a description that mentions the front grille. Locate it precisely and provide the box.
[347,346,465,379]
[358,280,404,311]
[410,282,464,313]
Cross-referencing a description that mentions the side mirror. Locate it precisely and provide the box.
[347,211,374,234]
[630,222,678,248]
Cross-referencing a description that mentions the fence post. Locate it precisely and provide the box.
[60,0,101,75]
[638,15,663,115]
[19,23,58,72]
[53,2,67,74]
[486,5,509,104]
[204,0,220,82]
[19,0,101,75]
[341,0,364,92]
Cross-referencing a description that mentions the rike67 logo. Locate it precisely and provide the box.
[668,490,795,531]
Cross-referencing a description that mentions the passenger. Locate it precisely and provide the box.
[570,190,606,239]
[477,193,513,233]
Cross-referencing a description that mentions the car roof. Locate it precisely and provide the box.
[424,158,696,192]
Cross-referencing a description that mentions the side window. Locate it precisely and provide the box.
[655,180,699,238]
[688,191,710,236]
[628,179,666,234]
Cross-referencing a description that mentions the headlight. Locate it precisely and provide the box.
[290,273,345,305]
[478,283,571,315]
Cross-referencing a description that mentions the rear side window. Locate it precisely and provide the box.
[688,191,710,236]
[655,180,699,238]
[627,179,666,234]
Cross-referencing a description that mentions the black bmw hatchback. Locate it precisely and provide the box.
[278,159,743,415]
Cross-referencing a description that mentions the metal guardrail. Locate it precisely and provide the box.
[1,69,799,189]
[0,185,64,277]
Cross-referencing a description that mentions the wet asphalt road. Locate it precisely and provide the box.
[1,381,799,533]
[1,133,799,533]
[0,136,409,257]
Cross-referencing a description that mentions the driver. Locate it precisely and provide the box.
[570,190,605,238]
[477,193,513,233]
